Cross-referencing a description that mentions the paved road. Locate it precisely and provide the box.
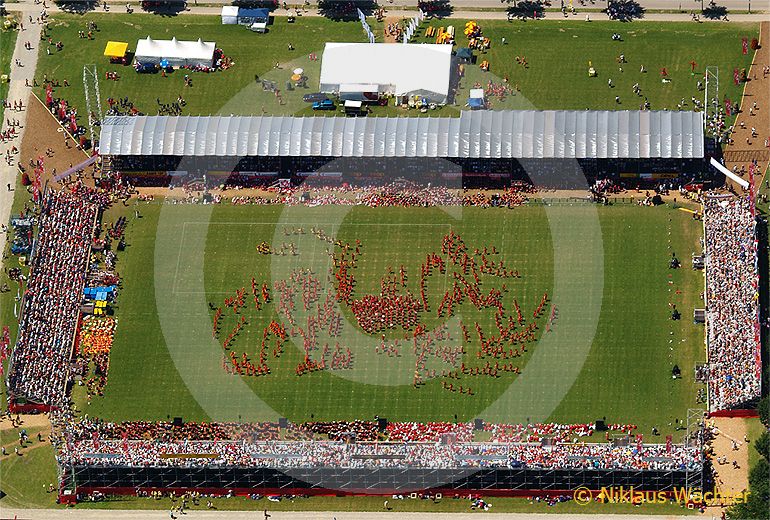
[5,0,770,20]
[0,8,43,268]
[0,509,703,520]
[36,0,770,13]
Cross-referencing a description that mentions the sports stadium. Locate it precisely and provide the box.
[0,1,768,518]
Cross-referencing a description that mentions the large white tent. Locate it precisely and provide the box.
[134,36,216,68]
[99,110,705,159]
[319,43,453,104]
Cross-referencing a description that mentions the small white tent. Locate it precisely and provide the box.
[134,36,216,68]
[221,6,239,24]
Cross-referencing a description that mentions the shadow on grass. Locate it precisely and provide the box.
[140,0,187,16]
[54,0,98,14]
[506,0,547,20]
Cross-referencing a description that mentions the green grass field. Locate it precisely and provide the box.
[0,25,18,120]
[68,199,703,434]
[34,14,756,119]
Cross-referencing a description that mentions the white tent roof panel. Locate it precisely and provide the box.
[99,110,705,160]
[320,43,452,101]
[135,36,216,63]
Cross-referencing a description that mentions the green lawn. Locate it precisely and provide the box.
[34,14,756,120]
[73,493,696,515]
[71,199,703,435]
[0,25,18,120]
[36,13,374,119]
[0,441,59,509]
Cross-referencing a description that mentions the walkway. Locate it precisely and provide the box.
[722,21,770,186]
[0,510,697,520]
[5,0,770,21]
[0,10,43,268]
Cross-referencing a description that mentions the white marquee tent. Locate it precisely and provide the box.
[319,43,453,104]
[135,36,216,68]
[99,110,704,159]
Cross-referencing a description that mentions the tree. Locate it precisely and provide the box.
[418,0,452,17]
[702,3,728,19]
[759,395,770,429]
[605,0,645,21]
[727,452,770,520]
[317,0,378,20]
[755,430,769,464]
[503,0,546,19]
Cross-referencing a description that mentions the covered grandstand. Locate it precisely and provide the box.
[100,110,704,158]
[98,110,710,188]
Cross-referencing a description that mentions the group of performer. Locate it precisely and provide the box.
[203,227,556,397]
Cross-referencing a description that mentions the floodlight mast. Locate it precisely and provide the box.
[704,66,718,135]
[83,64,104,148]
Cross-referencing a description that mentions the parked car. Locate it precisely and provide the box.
[304,93,329,103]
[312,99,335,111]
[135,62,159,74]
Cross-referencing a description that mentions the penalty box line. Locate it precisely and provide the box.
[172,221,452,295]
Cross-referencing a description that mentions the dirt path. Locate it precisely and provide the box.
[709,417,750,493]
[0,413,51,460]
[723,22,770,188]
[17,94,94,189]
[0,413,50,431]
[383,17,403,43]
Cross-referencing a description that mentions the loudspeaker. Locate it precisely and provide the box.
[474,418,484,430]
[595,420,607,431]
[172,417,183,427]
[377,417,388,431]
[278,417,288,428]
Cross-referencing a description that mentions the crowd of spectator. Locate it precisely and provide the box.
[213,182,530,209]
[386,422,474,443]
[703,195,761,410]
[484,422,637,443]
[7,191,98,406]
[60,437,700,472]
[55,418,701,472]
[60,418,282,442]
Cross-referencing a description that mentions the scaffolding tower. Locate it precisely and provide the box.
[684,408,707,492]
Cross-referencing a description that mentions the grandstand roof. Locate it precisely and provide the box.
[98,110,705,159]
